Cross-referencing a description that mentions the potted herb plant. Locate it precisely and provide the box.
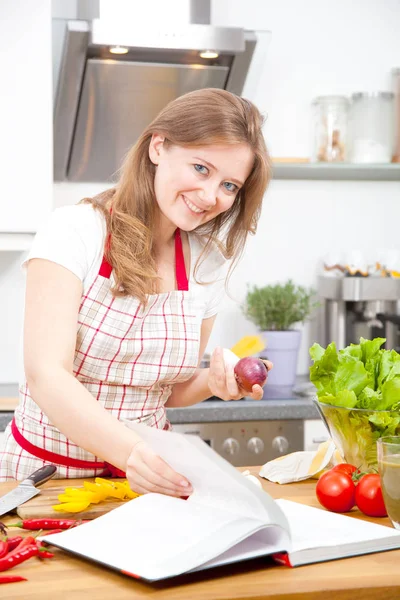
[243,280,317,390]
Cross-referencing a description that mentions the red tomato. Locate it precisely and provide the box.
[316,470,356,513]
[355,474,387,517]
[330,464,360,478]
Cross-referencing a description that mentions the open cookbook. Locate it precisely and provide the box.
[41,423,400,582]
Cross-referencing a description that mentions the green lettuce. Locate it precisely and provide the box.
[309,337,400,410]
[310,337,400,470]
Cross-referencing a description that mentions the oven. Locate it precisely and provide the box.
[172,420,304,467]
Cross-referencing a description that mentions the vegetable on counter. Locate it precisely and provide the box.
[0,544,39,572]
[8,518,87,530]
[330,464,361,478]
[310,337,400,412]
[0,575,27,584]
[354,474,387,517]
[6,536,23,551]
[315,464,388,518]
[0,541,8,559]
[0,525,57,584]
[316,469,356,513]
[51,477,140,513]
[310,337,400,469]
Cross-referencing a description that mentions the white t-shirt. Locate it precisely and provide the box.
[24,204,228,319]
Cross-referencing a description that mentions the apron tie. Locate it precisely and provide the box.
[11,419,126,477]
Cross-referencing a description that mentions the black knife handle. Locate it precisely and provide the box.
[26,464,57,487]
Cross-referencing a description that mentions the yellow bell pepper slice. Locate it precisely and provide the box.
[63,487,84,496]
[52,500,91,512]
[51,478,141,513]
[94,478,126,499]
[83,481,108,496]
[58,491,104,504]
[121,481,140,499]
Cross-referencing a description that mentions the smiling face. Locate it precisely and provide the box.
[148,135,254,234]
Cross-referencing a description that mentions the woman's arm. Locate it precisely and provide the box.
[23,259,191,496]
[24,259,142,470]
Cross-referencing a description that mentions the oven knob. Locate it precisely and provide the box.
[247,437,264,455]
[222,438,240,455]
[272,436,289,454]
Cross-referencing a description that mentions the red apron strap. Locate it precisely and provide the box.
[175,229,189,291]
[99,226,189,290]
[99,207,113,278]
[10,419,125,476]
[99,251,112,278]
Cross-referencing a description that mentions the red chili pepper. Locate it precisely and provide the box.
[0,575,27,584]
[8,518,86,530]
[8,536,36,555]
[0,541,8,559]
[5,536,23,552]
[39,529,63,536]
[0,544,38,572]
[37,544,55,559]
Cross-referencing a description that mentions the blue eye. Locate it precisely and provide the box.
[194,164,208,174]
[223,181,238,193]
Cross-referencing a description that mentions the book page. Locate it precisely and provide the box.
[189,526,290,573]
[124,421,289,532]
[277,499,400,562]
[41,493,274,581]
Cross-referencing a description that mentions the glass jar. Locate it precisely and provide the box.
[393,69,400,162]
[311,95,349,162]
[349,92,395,163]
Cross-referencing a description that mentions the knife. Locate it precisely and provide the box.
[0,464,57,517]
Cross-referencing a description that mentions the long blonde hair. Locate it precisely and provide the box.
[84,88,271,303]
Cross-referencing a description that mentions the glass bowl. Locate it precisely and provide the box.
[313,399,400,472]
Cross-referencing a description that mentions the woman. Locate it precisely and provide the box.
[0,88,271,496]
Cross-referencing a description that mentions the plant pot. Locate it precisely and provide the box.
[260,330,302,397]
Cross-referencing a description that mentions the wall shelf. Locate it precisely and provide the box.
[272,162,400,181]
[0,233,35,252]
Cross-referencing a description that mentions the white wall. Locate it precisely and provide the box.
[210,0,400,372]
[0,0,399,383]
[0,0,52,384]
[213,0,400,158]
[0,0,52,231]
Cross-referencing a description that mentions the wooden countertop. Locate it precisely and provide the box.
[1,468,400,600]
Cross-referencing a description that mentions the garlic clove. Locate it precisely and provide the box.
[222,348,240,368]
[242,471,263,489]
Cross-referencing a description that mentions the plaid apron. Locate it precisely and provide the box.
[0,229,201,480]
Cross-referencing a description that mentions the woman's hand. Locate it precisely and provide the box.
[207,347,273,401]
[125,440,193,497]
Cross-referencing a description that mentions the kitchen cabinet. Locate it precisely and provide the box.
[0,0,52,235]
[273,162,400,181]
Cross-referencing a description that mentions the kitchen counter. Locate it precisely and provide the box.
[167,396,319,423]
[0,382,320,431]
[1,472,399,599]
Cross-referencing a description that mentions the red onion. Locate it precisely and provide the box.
[234,357,268,393]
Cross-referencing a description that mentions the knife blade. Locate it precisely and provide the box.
[0,464,57,517]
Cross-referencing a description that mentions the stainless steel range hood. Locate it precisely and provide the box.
[53,1,260,182]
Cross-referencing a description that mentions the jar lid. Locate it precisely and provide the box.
[352,91,394,100]
[312,95,349,105]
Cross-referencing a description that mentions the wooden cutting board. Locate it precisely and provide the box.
[15,485,129,520]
